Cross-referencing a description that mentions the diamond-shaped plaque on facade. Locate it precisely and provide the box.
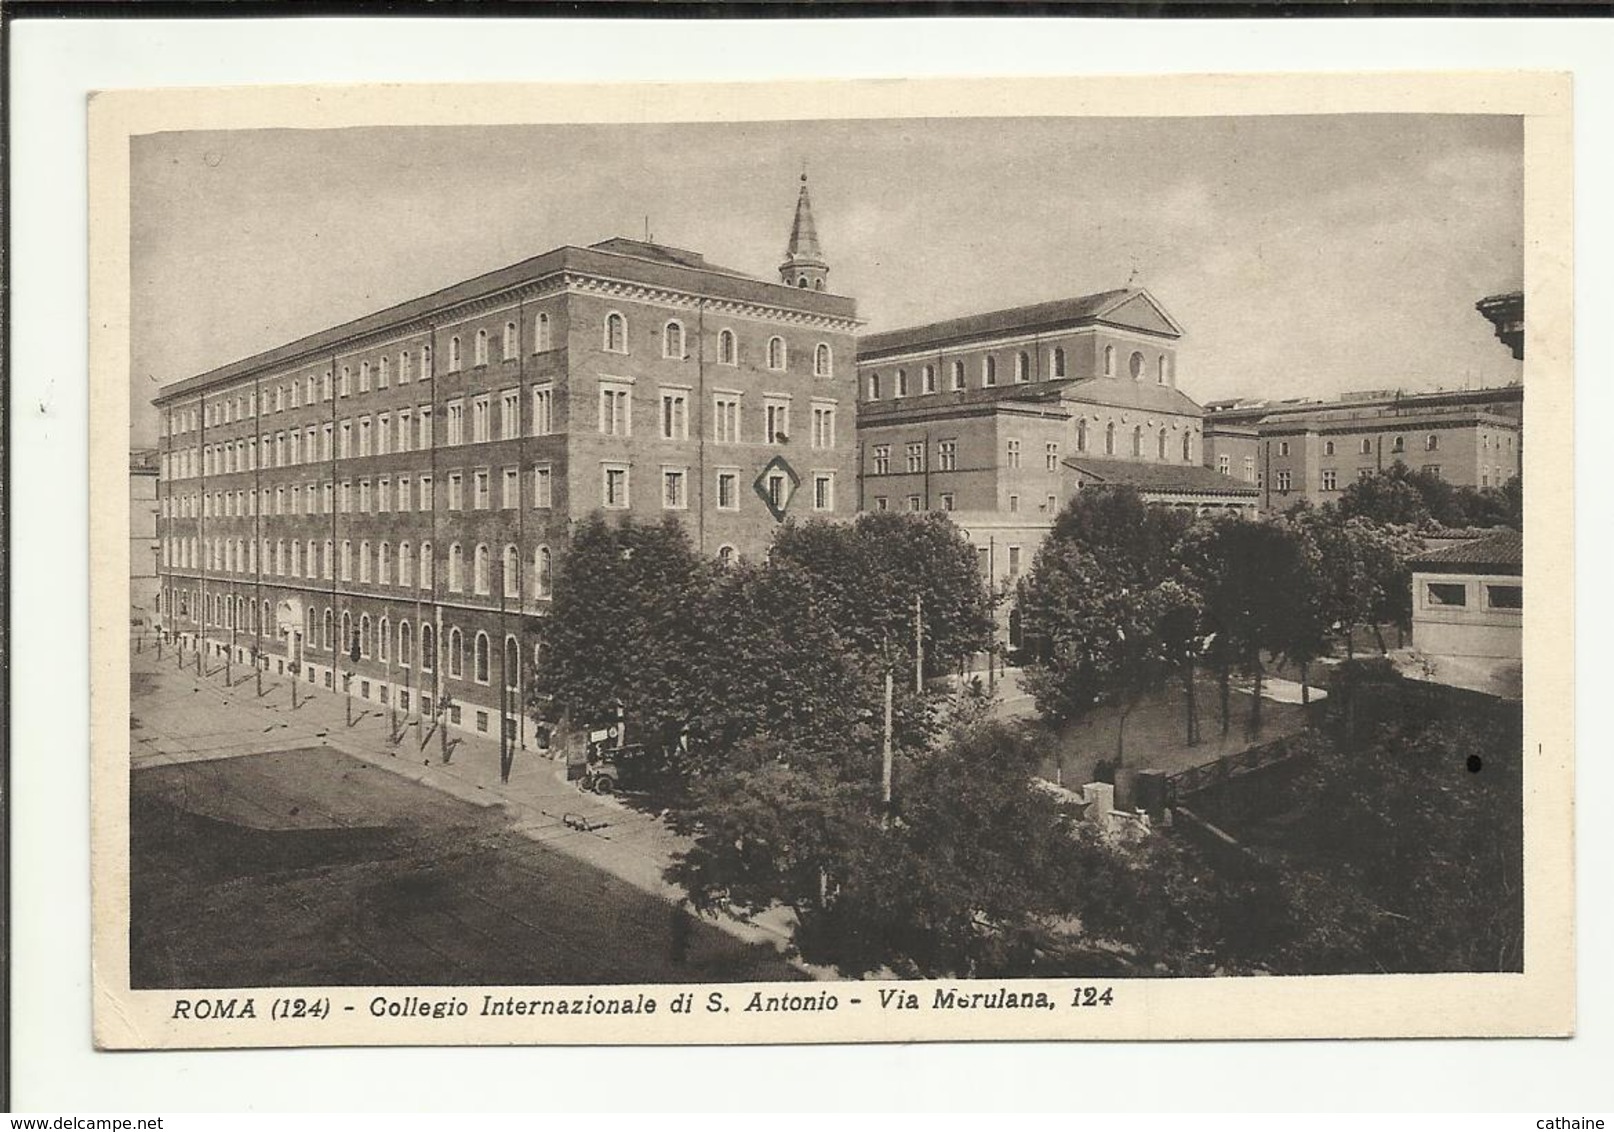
[753,455,802,522]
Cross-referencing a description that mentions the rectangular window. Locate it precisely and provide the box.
[472,396,490,443]
[359,479,372,513]
[1244,457,1255,482]
[1275,470,1293,492]
[663,468,688,510]
[813,473,834,512]
[875,496,888,512]
[939,492,955,512]
[1007,439,1022,469]
[531,385,553,436]
[603,465,630,509]
[1321,469,1338,491]
[1008,494,1020,513]
[339,481,352,513]
[1423,465,1442,478]
[500,389,520,440]
[906,443,925,474]
[418,405,432,449]
[396,409,411,453]
[1486,584,1523,610]
[1427,582,1468,607]
[1045,442,1059,471]
[907,495,922,512]
[661,390,689,441]
[358,416,372,457]
[812,405,836,449]
[447,472,463,511]
[765,399,790,445]
[717,470,739,510]
[1047,494,1058,513]
[398,475,410,511]
[938,439,957,471]
[419,474,433,511]
[1007,546,1022,576]
[873,444,890,476]
[502,467,519,509]
[446,400,464,445]
[1277,441,1290,457]
[532,465,553,508]
[1217,455,1231,476]
[714,396,741,444]
[600,385,631,436]
[473,469,490,510]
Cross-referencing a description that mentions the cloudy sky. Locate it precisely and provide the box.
[130,114,1522,445]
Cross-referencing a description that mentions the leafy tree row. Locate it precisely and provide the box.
[1333,462,1520,531]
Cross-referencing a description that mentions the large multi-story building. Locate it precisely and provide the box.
[130,448,161,628]
[1204,384,1523,511]
[855,287,1254,541]
[151,177,858,746]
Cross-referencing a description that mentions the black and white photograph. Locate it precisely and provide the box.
[88,72,1574,1048]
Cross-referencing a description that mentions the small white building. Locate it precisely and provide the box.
[1408,530,1522,698]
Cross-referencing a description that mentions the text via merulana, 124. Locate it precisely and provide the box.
[168,987,1117,1022]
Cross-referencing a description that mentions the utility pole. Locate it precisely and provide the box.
[440,693,454,764]
[914,592,924,695]
[881,667,894,826]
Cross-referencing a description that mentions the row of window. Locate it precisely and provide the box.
[1269,463,1510,494]
[167,536,555,600]
[1424,581,1523,611]
[168,464,556,520]
[870,493,1057,518]
[165,390,839,480]
[868,423,1193,475]
[164,312,839,438]
[161,588,534,688]
[1214,454,1260,483]
[1273,432,1515,459]
[865,345,1169,401]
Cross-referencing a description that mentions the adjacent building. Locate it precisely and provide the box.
[855,287,1254,532]
[151,177,858,744]
[1408,530,1522,699]
[130,448,161,628]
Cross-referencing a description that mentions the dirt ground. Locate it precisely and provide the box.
[131,747,803,988]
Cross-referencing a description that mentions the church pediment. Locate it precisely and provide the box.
[1096,290,1183,338]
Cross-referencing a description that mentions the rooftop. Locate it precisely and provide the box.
[1063,455,1259,497]
[859,288,1180,359]
[1410,530,1522,572]
[155,237,857,404]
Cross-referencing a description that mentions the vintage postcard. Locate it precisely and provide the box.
[89,72,1573,1049]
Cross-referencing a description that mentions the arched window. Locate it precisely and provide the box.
[1425,434,1440,452]
[448,336,462,371]
[1015,352,1030,383]
[984,356,997,386]
[951,360,965,390]
[306,539,317,578]
[535,546,553,599]
[359,614,372,657]
[503,544,519,598]
[378,617,390,662]
[663,321,685,359]
[1182,431,1193,462]
[474,328,489,366]
[448,628,464,679]
[474,544,490,595]
[1077,418,1088,452]
[1052,347,1066,378]
[922,364,935,393]
[448,543,463,591]
[378,542,392,585]
[1158,428,1168,460]
[1127,351,1143,380]
[358,540,371,583]
[533,312,551,352]
[474,632,490,684]
[420,623,434,673]
[420,343,432,373]
[1105,422,1116,456]
[604,312,627,353]
[719,329,736,365]
[399,541,413,588]
[323,539,334,580]
[420,542,434,588]
[1104,345,1115,377]
[341,611,353,657]
[1132,426,1143,457]
[718,545,736,568]
[503,321,517,361]
[261,600,270,635]
[767,337,786,370]
[868,373,881,400]
[323,609,334,650]
[306,606,316,645]
[896,369,908,397]
[505,637,520,692]
[290,541,302,576]
[815,344,832,377]
[399,620,413,668]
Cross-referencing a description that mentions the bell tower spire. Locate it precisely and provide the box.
[779,172,829,292]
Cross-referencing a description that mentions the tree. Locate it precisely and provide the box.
[1336,464,1434,528]
[530,515,708,749]
[771,512,994,678]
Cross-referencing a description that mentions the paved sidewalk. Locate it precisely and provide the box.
[129,643,812,968]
